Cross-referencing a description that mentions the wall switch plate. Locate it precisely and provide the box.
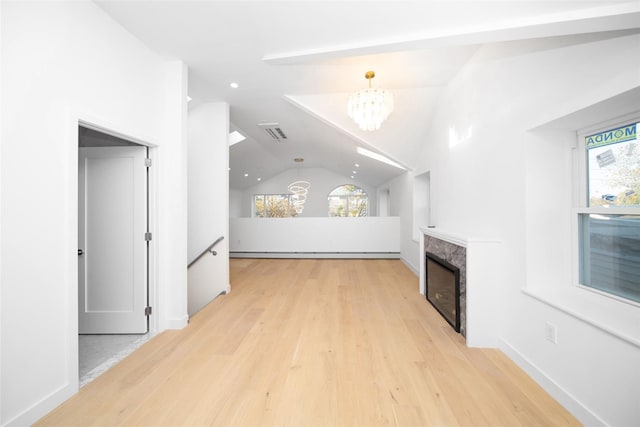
[545,322,558,344]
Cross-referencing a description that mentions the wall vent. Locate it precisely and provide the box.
[258,122,288,141]
[263,127,288,141]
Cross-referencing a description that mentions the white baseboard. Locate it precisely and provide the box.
[161,314,188,330]
[3,382,76,427]
[499,338,606,427]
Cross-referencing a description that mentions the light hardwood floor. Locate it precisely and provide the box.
[37,258,580,426]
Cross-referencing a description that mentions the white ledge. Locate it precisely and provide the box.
[420,226,500,247]
[523,286,640,349]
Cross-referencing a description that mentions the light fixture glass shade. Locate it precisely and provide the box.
[348,72,394,131]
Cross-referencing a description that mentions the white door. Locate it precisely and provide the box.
[78,146,148,334]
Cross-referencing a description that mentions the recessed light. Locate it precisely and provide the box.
[244,173,249,177]
[355,163,359,167]
[350,175,355,179]
[187,96,192,102]
[257,178,261,182]
[230,82,239,89]
[352,171,357,174]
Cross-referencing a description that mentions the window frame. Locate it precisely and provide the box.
[574,114,640,307]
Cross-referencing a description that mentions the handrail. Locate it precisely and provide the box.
[188,236,224,268]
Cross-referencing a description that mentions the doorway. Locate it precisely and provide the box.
[78,125,152,385]
[413,171,431,239]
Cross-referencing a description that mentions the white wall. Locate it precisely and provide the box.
[230,217,400,254]
[379,172,419,273]
[0,4,4,424]
[237,167,377,217]
[229,189,243,218]
[187,102,230,315]
[188,103,229,262]
[388,34,640,425]
[157,61,189,332]
[0,2,188,425]
[0,3,4,425]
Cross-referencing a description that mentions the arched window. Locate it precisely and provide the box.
[328,184,368,217]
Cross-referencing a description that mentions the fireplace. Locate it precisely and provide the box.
[421,227,500,347]
[425,252,461,332]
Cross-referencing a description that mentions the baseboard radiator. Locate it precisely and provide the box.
[230,251,400,259]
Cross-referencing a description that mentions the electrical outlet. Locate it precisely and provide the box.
[545,322,558,344]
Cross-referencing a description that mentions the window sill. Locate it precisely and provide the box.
[523,284,640,349]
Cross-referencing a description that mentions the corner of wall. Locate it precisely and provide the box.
[400,256,419,276]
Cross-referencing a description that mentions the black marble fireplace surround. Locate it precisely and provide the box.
[424,235,467,337]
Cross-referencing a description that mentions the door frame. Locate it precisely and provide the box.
[66,113,158,391]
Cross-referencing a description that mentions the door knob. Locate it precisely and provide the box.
[78,249,84,256]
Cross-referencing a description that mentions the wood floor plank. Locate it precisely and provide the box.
[36,258,580,426]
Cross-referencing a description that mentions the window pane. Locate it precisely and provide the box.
[254,194,296,218]
[329,184,365,197]
[328,196,347,217]
[265,194,292,218]
[254,195,265,218]
[579,213,640,303]
[586,123,639,207]
[348,196,367,217]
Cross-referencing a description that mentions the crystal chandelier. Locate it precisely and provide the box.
[347,71,394,131]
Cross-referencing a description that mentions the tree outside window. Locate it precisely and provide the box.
[254,194,297,218]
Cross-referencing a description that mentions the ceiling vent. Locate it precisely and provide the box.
[257,122,288,141]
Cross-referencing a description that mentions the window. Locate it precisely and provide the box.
[328,184,368,217]
[578,120,640,304]
[254,194,297,218]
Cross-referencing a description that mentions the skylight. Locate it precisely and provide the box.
[356,147,407,170]
[229,131,246,146]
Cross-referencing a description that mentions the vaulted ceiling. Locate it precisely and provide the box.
[96,1,640,189]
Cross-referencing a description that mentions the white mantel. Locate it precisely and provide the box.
[419,226,502,348]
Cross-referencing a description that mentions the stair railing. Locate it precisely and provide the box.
[187,236,224,268]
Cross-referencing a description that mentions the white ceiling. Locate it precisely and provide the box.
[96,1,640,190]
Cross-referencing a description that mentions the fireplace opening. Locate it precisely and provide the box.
[425,252,461,332]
